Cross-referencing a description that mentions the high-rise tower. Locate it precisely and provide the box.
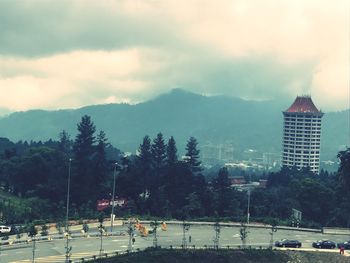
[282,96,324,173]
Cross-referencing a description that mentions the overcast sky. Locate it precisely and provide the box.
[0,0,348,113]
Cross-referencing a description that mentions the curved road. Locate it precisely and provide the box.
[2,224,350,262]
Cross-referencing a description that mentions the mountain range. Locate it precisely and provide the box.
[0,89,347,161]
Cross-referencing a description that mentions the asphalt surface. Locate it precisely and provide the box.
[2,224,350,262]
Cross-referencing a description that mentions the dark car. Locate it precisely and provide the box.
[275,239,302,248]
[337,241,350,249]
[312,240,336,249]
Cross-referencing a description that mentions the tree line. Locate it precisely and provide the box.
[0,115,349,229]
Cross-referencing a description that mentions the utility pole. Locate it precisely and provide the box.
[213,221,220,249]
[28,224,37,263]
[269,225,278,249]
[65,158,72,263]
[110,162,118,233]
[182,221,190,249]
[127,219,134,252]
[98,214,104,259]
[247,173,252,225]
[31,237,36,263]
[150,220,160,248]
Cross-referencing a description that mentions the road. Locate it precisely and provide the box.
[2,224,350,262]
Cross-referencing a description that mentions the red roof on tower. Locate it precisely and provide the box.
[285,96,321,113]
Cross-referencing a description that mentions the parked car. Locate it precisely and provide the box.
[312,240,336,249]
[275,239,302,248]
[0,225,11,234]
[337,241,350,249]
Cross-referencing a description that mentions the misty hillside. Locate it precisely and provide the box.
[0,89,347,161]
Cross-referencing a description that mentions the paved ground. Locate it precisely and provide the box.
[2,223,350,262]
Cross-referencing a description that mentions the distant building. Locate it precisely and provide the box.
[201,142,234,164]
[282,96,324,173]
[229,176,246,185]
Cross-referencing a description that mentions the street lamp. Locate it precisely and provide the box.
[65,158,72,263]
[110,162,118,233]
[247,173,252,225]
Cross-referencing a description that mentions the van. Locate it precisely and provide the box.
[0,226,11,234]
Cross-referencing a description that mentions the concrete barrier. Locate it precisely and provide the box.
[322,227,350,235]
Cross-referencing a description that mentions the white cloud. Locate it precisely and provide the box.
[0,0,348,111]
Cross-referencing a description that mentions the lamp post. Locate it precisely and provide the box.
[110,162,118,233]
[65,158,72,263]
[247,174,252,225]
[247,188,251,224]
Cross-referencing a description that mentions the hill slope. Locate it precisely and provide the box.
[0,89,347,161]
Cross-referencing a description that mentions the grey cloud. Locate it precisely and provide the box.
[0,0,327,110]
[0,0,183,57]
[132,50,317,105]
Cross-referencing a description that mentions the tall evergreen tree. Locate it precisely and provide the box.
[151,133,167,170]
[337,148,350,190]
[93,131,109,198]
[138,136,152,172]
[58,130,72,155]
[166,136,178,166]
[149,133,167,215]
[137,136,152,198]
[185,137,202,173]
[213,167,234,216]
[72,115,96,205]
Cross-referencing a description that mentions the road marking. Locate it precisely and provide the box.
[112,239,127,242]
[9,250,122,263]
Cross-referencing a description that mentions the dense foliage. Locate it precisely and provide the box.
[0,115,348,229]
[96,248,348,263]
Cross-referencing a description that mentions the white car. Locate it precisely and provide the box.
[0,226,11,234]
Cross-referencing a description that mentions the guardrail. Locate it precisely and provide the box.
[123,220,322,233]
[72,245,271,263]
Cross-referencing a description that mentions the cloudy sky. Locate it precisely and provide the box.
[0,0,348,113]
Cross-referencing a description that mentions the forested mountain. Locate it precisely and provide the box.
[0,89,347,161]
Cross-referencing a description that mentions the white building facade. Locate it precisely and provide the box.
[282,96,324,173]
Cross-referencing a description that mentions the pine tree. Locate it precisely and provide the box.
[137,136,152,196]
[58,130,72,155]
[185,137,202,173]
[138,136,152,172]
[151,133,167,170]
[72,115,96,205]
[166,136,178,166]
[93,131,109,199]
[213,167,236,217]
[338,148,350,190]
